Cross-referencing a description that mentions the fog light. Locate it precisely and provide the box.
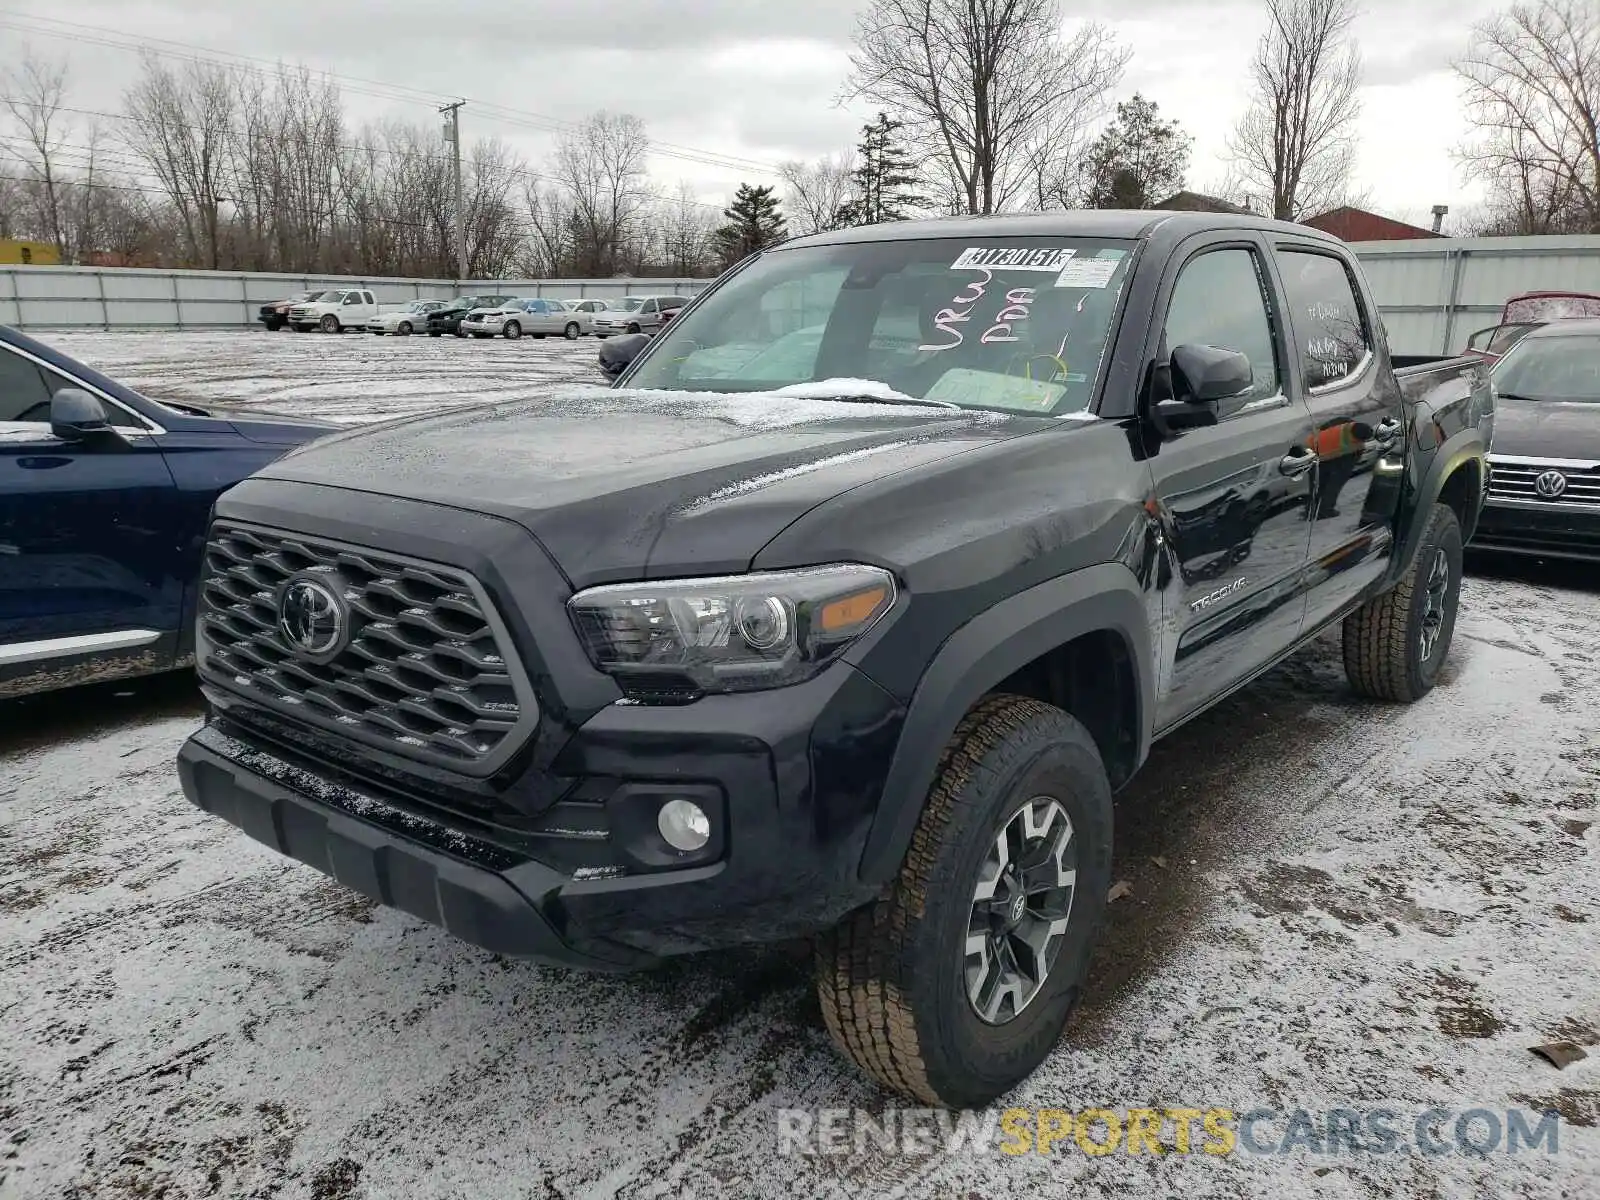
[657,798,711,852]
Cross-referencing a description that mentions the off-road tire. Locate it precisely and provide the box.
[814,694,1114,1109]
[1343,502,1463,703]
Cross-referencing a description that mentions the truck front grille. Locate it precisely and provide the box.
[199,521,536,774]
[1488,459,1600,507]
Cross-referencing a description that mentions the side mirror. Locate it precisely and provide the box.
[599,332,651,382]
[1171,343,1254,403]
[50,388,117,442]
[1149,344,1253,436]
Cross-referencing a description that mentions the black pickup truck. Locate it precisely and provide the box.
[178,212,1491,1108]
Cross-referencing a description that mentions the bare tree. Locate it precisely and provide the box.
[658,182,717,275]
[1227,0,1363,221]
[2,49,73,257]
[848,0,1127,214]
[551,112,653,276]
[779,152,857,235]
[122,52,237,268]
[1456,1,1600,235]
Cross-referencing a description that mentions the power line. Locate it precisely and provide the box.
[0,10,785,177]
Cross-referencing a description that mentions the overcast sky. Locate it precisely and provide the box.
[1,0,1504,228]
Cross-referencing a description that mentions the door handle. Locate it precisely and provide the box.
[1372,417,1403,444]
[1279,447,1318,476]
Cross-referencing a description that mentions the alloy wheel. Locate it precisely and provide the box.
[1419,547,1451,661]
[964,797,1077,1025]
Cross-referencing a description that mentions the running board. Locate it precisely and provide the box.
[0,629,163,667]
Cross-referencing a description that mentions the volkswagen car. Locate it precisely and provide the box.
[1475,319,1600,561]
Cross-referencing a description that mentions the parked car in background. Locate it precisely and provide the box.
[425,295,515,337]
[258,290,323,332]
[592,295,690,337]
[1474,318,1600,561]
[0,324,333,700]
[288,289,378,333]
[555,298,606,336]
[369,300,445,336]
[177,211,1490,1108]
[461,298,586,341]
[1465,291,1600,366]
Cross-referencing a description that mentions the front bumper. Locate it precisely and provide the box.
[461,319,501,334]
[1473,497,1600,561]
[179,659,901,970]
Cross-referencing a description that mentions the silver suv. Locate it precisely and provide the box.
[591,295,690,338]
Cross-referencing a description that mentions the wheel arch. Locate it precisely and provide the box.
[857,562,1154,885]
[1399,430,1487,569]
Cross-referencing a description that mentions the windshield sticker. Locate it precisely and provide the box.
[951,247,1075,272]
[1054,258,1120,289]
[980,287,1037,345]
[926,367,1065,411]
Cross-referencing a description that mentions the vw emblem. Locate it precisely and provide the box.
[1534,470,1569,500]
[278,576,346,657]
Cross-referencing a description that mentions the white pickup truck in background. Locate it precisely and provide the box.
[288,289,379,333]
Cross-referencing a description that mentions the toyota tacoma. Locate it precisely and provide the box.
[178,212,1492,1107]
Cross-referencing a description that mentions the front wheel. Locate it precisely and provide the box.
[626,322,642,335]
[319,314,340,334]
[814,694,1113,1108]
[563,322,580,340]
[397,321,412,336]
[1342,502,1463,702]
[503,321,522,339]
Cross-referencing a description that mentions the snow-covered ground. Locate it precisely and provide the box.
[1,332,1597,1199]
[41,326,607,426]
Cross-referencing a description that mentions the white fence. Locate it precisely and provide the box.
[6,236,1600,354]
[0,267,711,330]
[1349,235,1600,355]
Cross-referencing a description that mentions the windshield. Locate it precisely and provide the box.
[624,236,1136,414]
[608,297,644,312]
[1494,334,1600,402]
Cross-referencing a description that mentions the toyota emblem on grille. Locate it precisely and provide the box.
[278,576,346,657]
[1534,470,1569,500]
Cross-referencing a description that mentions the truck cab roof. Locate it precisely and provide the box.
[784,209,1347,251]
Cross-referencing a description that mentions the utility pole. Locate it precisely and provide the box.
[440,100,467,282]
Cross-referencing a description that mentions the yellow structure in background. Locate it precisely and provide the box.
[0,239,61,265]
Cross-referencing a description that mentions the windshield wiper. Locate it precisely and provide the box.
[772,379,962,409]
[1494,391,1543,402]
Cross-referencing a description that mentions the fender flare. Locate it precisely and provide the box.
[1398,426,1488,569]
[857,562,1155,885]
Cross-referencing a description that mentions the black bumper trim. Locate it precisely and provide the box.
[177,724,652,970]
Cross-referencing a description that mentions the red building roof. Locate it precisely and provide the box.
[1301,207,1442,241]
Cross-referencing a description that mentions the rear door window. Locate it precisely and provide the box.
[1276,249,1371,389]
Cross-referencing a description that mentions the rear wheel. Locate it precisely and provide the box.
[814,695,1113,1108]
[320,313,340,334]
[1343,502,1463,702]
[563,322,581,340]
[503,320,522,339]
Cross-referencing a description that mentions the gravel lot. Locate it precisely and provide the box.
[2,331,1597,1199]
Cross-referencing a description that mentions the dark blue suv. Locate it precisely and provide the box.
[0,325,334,699]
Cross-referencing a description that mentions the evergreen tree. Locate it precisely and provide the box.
[1083,94,1192,210]
[714,183,787,267]
[837,112,922,226]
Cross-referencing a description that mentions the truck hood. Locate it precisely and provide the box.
[256,387,1059,586]
[1490,397,1600,462]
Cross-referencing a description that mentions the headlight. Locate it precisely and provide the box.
[568,564,897,696]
